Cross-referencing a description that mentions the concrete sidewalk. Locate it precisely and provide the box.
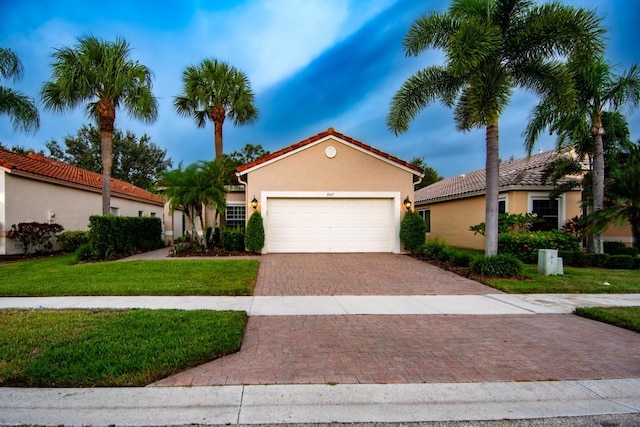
[1,293,639,314]
[2,379,639,426]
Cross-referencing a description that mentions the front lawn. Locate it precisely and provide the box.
[574,306,640,333]
[0,308,246,387]
[0,255,259,296]
[485,264,640,293]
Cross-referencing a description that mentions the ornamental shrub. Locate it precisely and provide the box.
[498,230,580,263]
[470,254,523,277]
[558,250,585,267]
[222,228,245,251]
[400,211,427,253]
[57,230,89,251]
[581,253,610,268]
[607,255,636,270]
[422,237,447,260]
[604,241,638,256]
[244,211,265,253]
[7,222,64,255]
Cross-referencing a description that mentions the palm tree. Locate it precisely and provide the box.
[0,47,39,133]
[588,140,640,251]
[41,35,158,215]
[174,59,258,159]
[158,160,227,248]
[387,0,604,255]
[525,57,640,253]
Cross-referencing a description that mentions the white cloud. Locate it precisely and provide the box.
[186,0,395,91]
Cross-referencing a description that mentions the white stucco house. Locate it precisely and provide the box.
[0,147,184,255]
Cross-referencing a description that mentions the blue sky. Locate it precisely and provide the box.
[1,0,639,178]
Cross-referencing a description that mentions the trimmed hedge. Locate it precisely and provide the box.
[604,241,639,256]
[88,216,163,260]
[498,230,580,263]
[57,230,89,251]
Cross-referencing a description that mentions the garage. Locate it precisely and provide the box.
[235,128,423,254]
[266,197,395,253]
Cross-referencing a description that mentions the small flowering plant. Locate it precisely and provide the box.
[498,230,580,263]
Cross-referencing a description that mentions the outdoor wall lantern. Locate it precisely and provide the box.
[251,196,258,210]
[403,196,412,212]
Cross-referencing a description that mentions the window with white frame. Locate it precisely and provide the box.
[226,204,246,228]
[138,210,144,217]
[418,209,431,233]
[110,207,119,216]
[529,193,564,231]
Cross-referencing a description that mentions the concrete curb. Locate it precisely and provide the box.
[2,379,639,426]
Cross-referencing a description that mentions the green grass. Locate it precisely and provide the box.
[0,255,259,296]
[574,306,640,333]
[485,264,640,293]
[0,308,246,387]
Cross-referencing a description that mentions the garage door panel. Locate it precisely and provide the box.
[266,198,394,253]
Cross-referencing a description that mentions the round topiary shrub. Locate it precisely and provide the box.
[400,211,427,253]
[470,254,523,278]
[245,211,265,253]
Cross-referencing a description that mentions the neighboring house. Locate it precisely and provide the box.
[235,128,423,253]
[0,148,183,255]
[414,150,584,250]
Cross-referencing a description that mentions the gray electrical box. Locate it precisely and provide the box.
[538,249,563,275]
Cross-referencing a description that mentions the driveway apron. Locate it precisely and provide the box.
[151,253,640,387]
[253,253,497,296]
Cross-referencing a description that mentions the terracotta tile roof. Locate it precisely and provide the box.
[415,149,580,204]
[236,127,423,175]
[0,148,163,205]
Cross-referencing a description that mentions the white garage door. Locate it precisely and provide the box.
[266,198,394,253]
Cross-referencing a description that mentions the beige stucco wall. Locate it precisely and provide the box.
[417,189,584,250]
[603,223,634,245]
[1,172,166,255]
[418,195,487,250]
[242,137,415,215]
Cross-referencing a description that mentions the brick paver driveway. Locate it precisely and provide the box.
[151,253,640,387]
[254,253,496,295]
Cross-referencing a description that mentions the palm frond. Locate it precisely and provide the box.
[0,87,40,133]
[387,66,462,134]
[0,47,24,81]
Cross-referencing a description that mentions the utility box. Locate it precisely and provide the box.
[538,249,563,275]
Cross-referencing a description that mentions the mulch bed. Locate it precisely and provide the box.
[169,246,257,258]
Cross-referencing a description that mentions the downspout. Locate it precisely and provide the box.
[236,172,248,225]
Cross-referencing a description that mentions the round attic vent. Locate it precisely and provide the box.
[325,146,337,158]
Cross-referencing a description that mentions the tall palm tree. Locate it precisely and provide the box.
[158,160,227,248]
[387,0,604,255]
[588,140,640,251]
[525,57,640,253]
[0,47,39,133]
[41,35,158,215]
[174,59,258,159]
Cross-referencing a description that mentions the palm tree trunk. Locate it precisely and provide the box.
[212,104,225,159]
[592,121,605,254]
[485,122,500,256]
[100,130,113,215]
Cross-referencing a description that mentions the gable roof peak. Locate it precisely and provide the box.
[236,128,423,175]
